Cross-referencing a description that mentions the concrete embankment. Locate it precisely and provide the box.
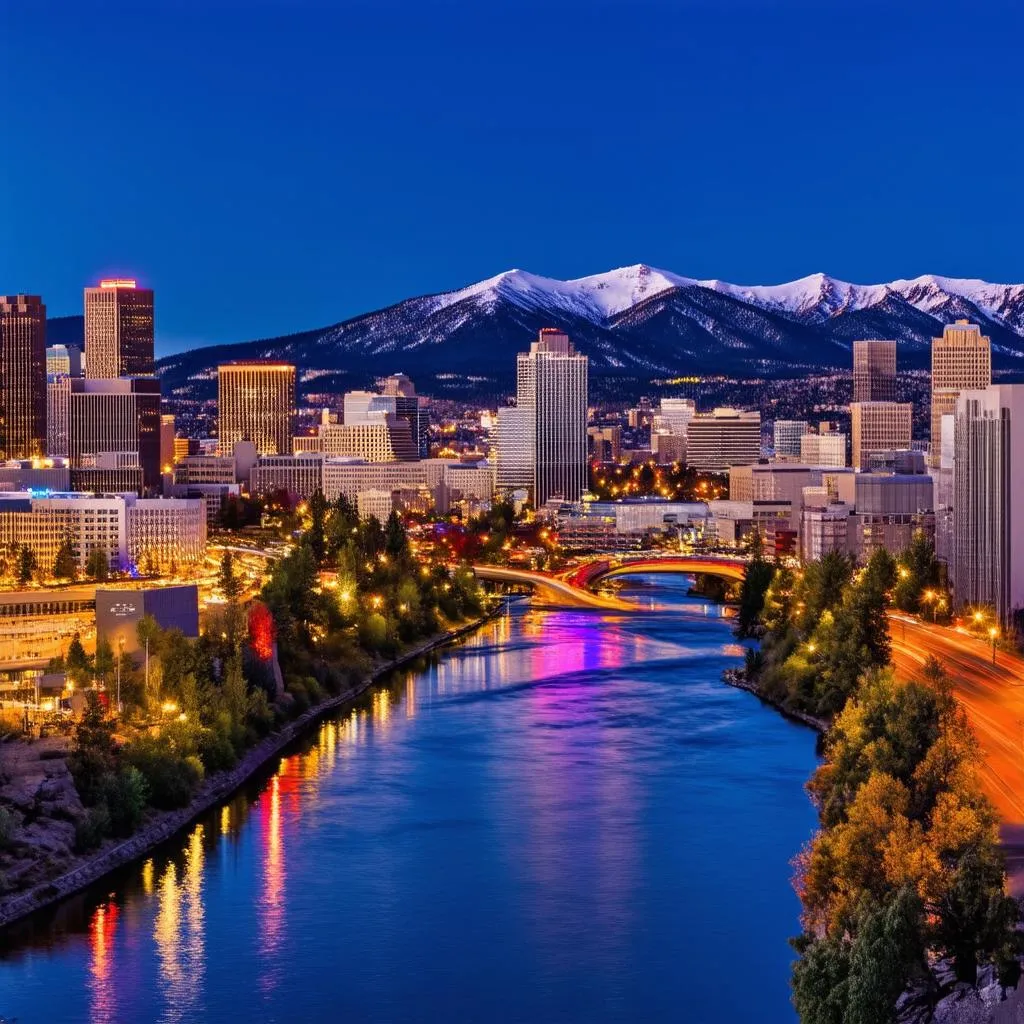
[0,605,501,930]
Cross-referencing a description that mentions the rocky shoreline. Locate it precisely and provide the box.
[720,668,829,733]
[0,605,501,931]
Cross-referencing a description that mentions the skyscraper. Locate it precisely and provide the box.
[685,408,761,472]
[0,294,47,459]
[850,401,913,470]
[510,329,588,506]
[930,321,991,465]
[852,340,897,402]
[84,279,155,378]
[773,420,811,459]
[952,385,1024,624]
[218,361,296,456]
[69,377,162,492]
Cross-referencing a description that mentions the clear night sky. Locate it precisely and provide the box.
[3,0,1022,355]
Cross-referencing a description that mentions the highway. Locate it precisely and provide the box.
[889,614,1024,891]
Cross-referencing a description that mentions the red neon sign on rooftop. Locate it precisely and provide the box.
[99,278,137,289]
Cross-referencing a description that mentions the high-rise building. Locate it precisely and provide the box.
[952,385,1024,624]
[852,340,897,403]
[217,361,296,456]
[0,295,47,460]
[850,401,912,471]
[46,343,83,379]
[686,408,761,472]
[495,405,534,495]
[160,414,176,473]
[930,321,991,465]
[47,376,72,457]
[800,432,847,467]
[512,329,588,505]
[84,279,155,378]
[69,377,162,492]
[655,397,696,436]
[773,420,811,459]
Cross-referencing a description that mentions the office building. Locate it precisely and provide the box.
[686,408,761,472]
[47,376,72,458]
[495,405,534,495]
[96,584,199,656]
[800,431,846,467]
[588,425,623,464]
[853,340,897,402]
[654,398,696,436]
[69,377,161,492]
[160,414,176,472]
[0,458,70,492]
[84,279,154,378]
[850,402,912,471]
[126,497,207,569]
[952,385,1024,623]
[250,454,324,498]
[46,344,82,378]
[773,420,811,459]
[345,384,427,459]
[317,420,417,462]
[0,295,47,460]
[513,329,588,505]
[218,361,295,456]
[651,432,687,464]
[931,321,991,465]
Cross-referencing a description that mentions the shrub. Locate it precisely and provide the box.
[197,727,237,772]
[124,739,203,809]
[74,805,110,852]
[101,767,149,837]
[0,807,18,850]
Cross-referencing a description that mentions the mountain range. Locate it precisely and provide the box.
[50,265,1024,400]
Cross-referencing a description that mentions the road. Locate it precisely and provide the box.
[889,614,1024,891]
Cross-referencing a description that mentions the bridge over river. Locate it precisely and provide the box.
[472,555,748,610]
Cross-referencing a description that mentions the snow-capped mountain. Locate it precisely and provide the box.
[151,265,1024,399]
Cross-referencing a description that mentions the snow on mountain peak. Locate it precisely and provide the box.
[427,265,1024,331]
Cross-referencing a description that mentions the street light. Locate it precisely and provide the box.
[989,626,998,665]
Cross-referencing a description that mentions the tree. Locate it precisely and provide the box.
[893,531,942,616]
[305,489,328,565]
[222,653,249,729]
[736,536,775,638]
[326,493,359,558]
[384,509,409,562]
[218,550,242,601]
[66,632,92,686]
[86,548,110,582]
[52,535,78,581]
[16,544,36,585]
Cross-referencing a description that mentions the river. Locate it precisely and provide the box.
[0,575,818,1023]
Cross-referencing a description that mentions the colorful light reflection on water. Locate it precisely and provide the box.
[0,576,818,1023]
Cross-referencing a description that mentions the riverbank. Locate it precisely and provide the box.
[0,603,502,930]
[721,668,829,733]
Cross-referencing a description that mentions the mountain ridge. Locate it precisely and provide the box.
[47,266,1024,399]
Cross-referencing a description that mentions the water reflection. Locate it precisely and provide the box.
[0,584,816,1024]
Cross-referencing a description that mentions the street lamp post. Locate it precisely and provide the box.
[116,635,125,715]
[989,626,998,666]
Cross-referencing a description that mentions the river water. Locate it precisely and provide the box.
[0,576,818,1024]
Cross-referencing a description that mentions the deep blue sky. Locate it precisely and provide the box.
[3,0,1022,355]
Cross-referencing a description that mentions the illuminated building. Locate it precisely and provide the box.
[126,497,207,569]
[850,401,912,471]
[250,453,324,498]
[218,361,295,456]
[654,397,696,437]
[84,279,155,378]
[508,329,588,505]
[46,343,83,378]
[0,295,47,459]
[317,419,416,462]
[952,385,1024,623]
[345,382,426,458]
[69,377,161,493]
[852,340,897,402]
[160,414,176,472]
[799,431,847,467]
[931,321,991,466]
[772,420,811,459]
[47,376,71,457]
[686,408,761,472]
[356,488,394,522]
